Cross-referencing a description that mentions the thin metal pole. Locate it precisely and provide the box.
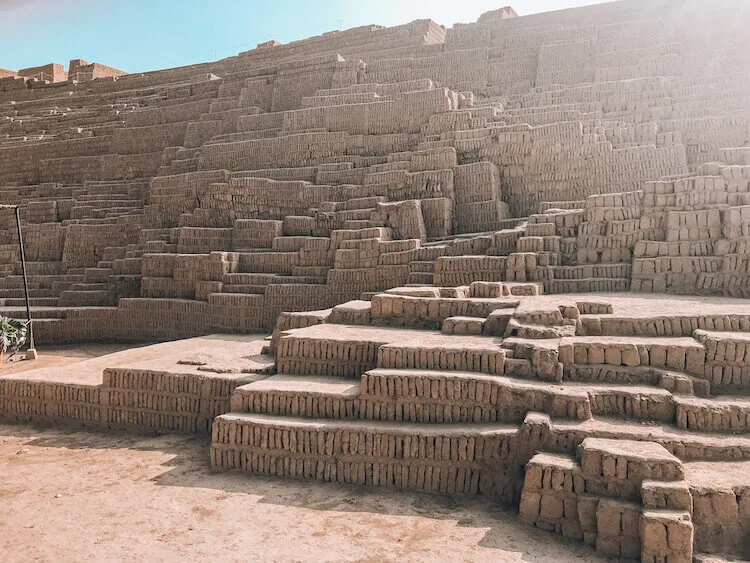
[14,207,34,350]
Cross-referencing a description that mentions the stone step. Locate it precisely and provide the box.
[58,290,112,307]
[579,437,684,484]
[0,274,85,290]
[270,308,332,352]
[100,206,141,215]
[370,291,518,330]
[640,479,693,512]
[342,219,382,229]
[143,241,178,253]
[2,297,59,307]
[441,316,486,336]
[519,449,675,559]
[236,251,299,274]
[559,336,706,375]
[234,357,730,427]
[0,278,42,290]
[484,309,513,336]
[331,227,392,242]
[505,319,577,339]
[361,368,591,423]
[377,336,506,375]
[64,217,128,226]
[674,396,750,434]
[25,263,66,275]
[277,319,508,380]
[0,288,58,299]
[693,553,741,563]
[582,311,750,339]
[512,300,578,326]
[328,300,371,325]
[640,509,695,562]
[223,273,283,285]
[71,203,142,213]
[230,374,361,418]
[270,276,326,285]
[70,283,109,291]
[519,453,587,540]
[551,278,631,293]
[222,284,266,295]
[52,277,89,289]
[409,261,436,273]
[552,263,632,280]
[408,272,434,285]
[693,329,750,393]
[74,197,141,205]
[501,338,562,381]
[276,323,399,378]
[211,412,516,496]
[547,415,750,461]
[683,460,750,558]
[336,208,374,221]
[586,385,675,422]
[504,357,534,378]
[564,364,710,397]
[0,307,67,319]
[83,268,114,283]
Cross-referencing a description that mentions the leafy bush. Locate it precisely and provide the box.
[0,317,27,354]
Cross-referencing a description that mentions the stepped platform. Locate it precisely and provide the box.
[211,412,516,495]
[683,461,750,559]
[1,0,750,558]
[276,323,505,378]
[0,334,271,431]
[211,289,750,560]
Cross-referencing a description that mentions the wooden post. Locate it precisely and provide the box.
[14,206,34,352]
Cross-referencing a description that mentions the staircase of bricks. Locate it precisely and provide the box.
[1,0,749,559]
[206,284,750,561]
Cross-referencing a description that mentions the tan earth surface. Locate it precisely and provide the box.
[0,422,605,562]
[0,343,141,376]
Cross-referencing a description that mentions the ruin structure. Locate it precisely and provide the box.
[1,0,749,559]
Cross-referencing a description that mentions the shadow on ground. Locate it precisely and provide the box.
[0,421,603,561]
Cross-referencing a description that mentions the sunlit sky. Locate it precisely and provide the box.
[0,0,611,73]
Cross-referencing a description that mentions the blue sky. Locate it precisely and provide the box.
[0,0,609,73]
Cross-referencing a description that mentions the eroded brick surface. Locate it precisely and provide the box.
[1,1,750,559]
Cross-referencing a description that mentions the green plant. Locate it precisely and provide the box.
[0,317,27,354]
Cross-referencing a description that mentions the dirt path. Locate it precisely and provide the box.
[0,423,604,562]
[0,343,141,376]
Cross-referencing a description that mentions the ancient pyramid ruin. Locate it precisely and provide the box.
[1,0,749,560]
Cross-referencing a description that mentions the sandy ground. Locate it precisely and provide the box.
[0,343,140,376]
[517,292,750,318]
[0,423,605,563]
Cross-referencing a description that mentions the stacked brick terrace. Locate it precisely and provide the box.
[211,288,750,560]
[1,0,749,560]
[0,0,747,342]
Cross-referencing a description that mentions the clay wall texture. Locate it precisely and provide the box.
[1,1,750,559]
[0,0,747,341]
